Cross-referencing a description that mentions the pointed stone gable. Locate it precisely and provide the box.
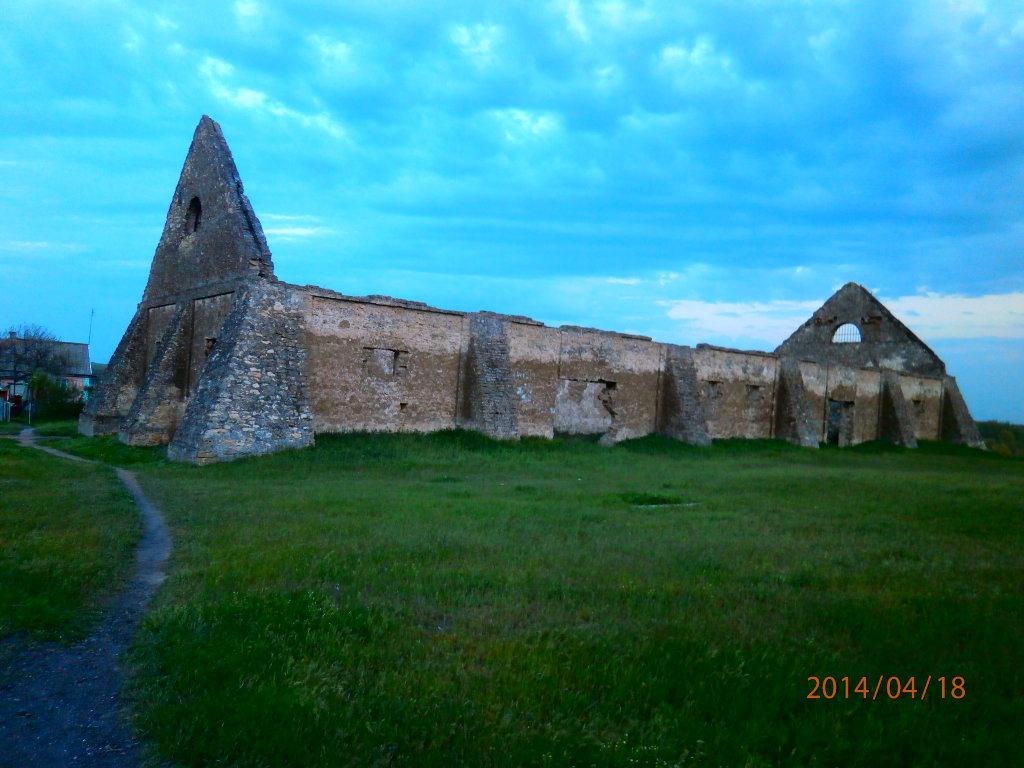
[81,116,280,444]
[775,283,945,377]
[143,115,274,302]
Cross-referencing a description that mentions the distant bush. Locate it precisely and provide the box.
[977,420,1024,456]
[28,370,84,420]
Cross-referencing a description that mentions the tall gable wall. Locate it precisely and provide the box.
[776,282,945,376]
[81,116,274,445]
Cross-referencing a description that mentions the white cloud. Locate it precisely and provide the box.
[263,214,320,222]
[263,227,332,238]
[450,24,502,63]
[491,109,561,142]
[885,292,1024,339]
[199,57,348,139]
[309,34,353,62]
[662,291,1024,347]
[234,0,260,17]
[663,298,821,345]
[233,0,262,30]
[559,0,590,42]
[597,1,653,30]
[657,37,737,90]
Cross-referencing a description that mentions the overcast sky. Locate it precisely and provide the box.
[2,0,1022,421]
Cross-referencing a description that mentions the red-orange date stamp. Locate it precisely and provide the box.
[806,676,965,700]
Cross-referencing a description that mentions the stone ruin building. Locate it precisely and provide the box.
[80,116,984,463]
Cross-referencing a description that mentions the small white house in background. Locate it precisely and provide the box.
[0,331,92,409]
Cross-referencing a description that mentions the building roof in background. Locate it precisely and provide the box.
[0,335,92,379]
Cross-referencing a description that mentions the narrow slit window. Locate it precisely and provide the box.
[185,196,202,233]
[832,323,861,343]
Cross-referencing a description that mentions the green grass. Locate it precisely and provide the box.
[0,421,23,435]
[0,439,141,642]
[31,418,82,437]
[121,431,1024,767]
[47,433,166,465]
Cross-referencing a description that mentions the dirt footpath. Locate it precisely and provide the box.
[0,430,172,767]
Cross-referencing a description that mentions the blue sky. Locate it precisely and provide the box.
[2,0,1022,421]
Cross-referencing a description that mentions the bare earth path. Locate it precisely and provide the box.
[0,429,172,767]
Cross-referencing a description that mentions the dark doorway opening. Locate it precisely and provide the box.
[826,399,855,445]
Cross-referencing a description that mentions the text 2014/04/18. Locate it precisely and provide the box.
[806,676,965,700]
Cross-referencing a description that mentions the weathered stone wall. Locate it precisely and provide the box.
[658,346,711,446]
[848,370,882,445]
[504,320,559,438]
[552,327,663,443]
[188,292,236,394]
[899,376,944,441]
[772,358,818,448]
[692,345,778,440]
[304,291,464,435]
[940,376,985,447]
[80,115,276,444]
[120,303,191,446]
[79,309,149,436]
[459,313,526,439]
[167,281,313,464]
[879,371,918,448]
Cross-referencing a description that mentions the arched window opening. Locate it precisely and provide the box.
[832,323,861,343]
[185,196,202,234]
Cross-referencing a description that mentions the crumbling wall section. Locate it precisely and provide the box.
[899,376,943,441]
[167,281,313,464]
[504,320,559,438]
[554,327,662,443]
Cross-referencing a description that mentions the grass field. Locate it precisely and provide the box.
[0,439,140,643]
[78,431,1022,768]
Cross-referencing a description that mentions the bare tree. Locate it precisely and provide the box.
[1,324,70,387]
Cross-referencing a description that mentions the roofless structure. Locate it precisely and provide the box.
[80,116,983,463]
